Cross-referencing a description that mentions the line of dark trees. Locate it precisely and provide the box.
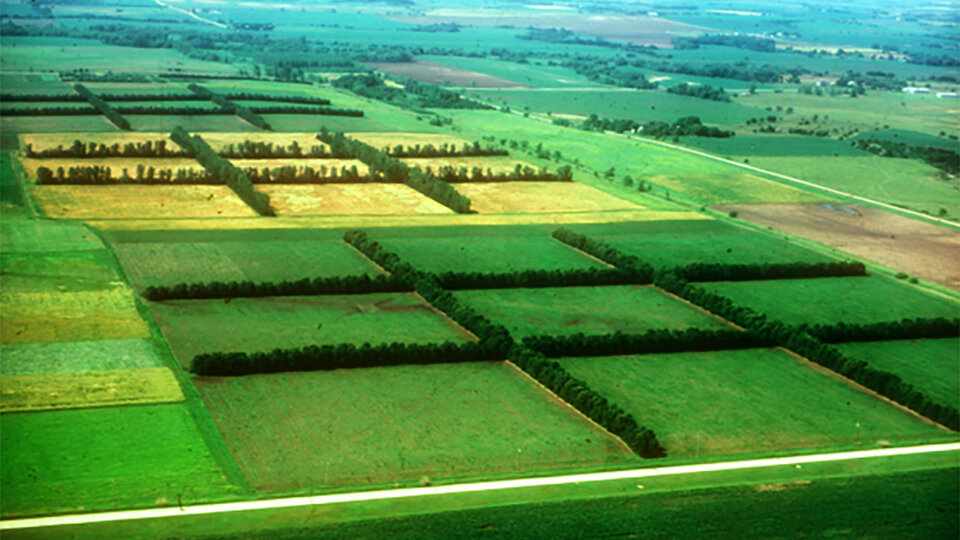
[552,228,654,282]
[143,274,407,301]
[672,34,777,53]
[805,317,960,343]
[113,105,231,115]
[851,137,960,175]
[223,92,331,105]
[577,115,734,139]
[0,93,86,102]
[100,93,204,101]
[331,73,490,110]
[0,106,100,116]
[674,261,867,282]
[385,142,508,158]
[73,83,131,130]
[432,268,635,290]
[219,140,329,159]
[427,164,574,183]
[247,105,364,116]
[243,164,369,183]
[318,128,471,213]
[170,126,275,216]
[523,328,772,357]
[187,83,272,130]
[36,165,216,185]
[25,139,189,158]
[666,83,731,102]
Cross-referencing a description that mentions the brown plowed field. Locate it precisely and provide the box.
[367,60,530,88]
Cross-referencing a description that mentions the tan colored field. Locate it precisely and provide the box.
[367,60,530,88]
[349,132,470,149]
[19,157,202,182]
[455,182,642,213]
[258,184,454,216]
[231,158,368,175]
[0,285,150,344]
[0,367,184,413]
[401,156,536,175]
[30,185,259,220]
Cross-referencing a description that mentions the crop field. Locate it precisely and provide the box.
[0,367,183,413]
[852,129,958,151]
[455,285,730,339]
[644,171,829,205]
[350,132,470,148]
[200,132,329,151]
[678,136,868,157]
[835,339,960,407]
[128,115,258,133]
[0,220,105,253]
[0,404,236,518]
[701,277,960,326]
[230,158,367,174]
[150,292,474,369]
[30,185,258,220]
[0,338,164,376]
[454,182,640,213]
[1,250,121,290]
[418,55,605,88]
[1,284,150,345]
[400,156,537,174]
[368,59,530,88]
[258,184,453,216]
[1,115,118,134]
[195,362,633,491]
[560,348,947,458]
[19,157,204,182]
[112,239,383,289]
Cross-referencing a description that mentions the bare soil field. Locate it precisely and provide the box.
[30,185,259,220]
[718,203,960,289]
[454,181,641,213]
[0,367,183,413]
[258,184,453,216]
[19,157,203,182]
[367,60,531,88]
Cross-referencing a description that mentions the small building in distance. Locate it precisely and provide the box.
[936,92,958,98]
[902,87,931,94]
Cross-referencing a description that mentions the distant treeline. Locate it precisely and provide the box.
[74,83,131,130]
[219,140,331,159]
[432,268,635,290]
[572,114,734,139]
[672,34,777,53]
[171,126,275,216]
[243,164,369,183]
[36,165,215,185]
[187,83,272,130]
[143,274,407,301]
[427,164,574,183]
[806,317,960,343]
[1,106,100,116]
[332,73,491,110]
[851,137,960,175]
[318,128,471,213]
[674,261,867,282]
[516,28,663,58]
[0,93,86,102]
[666,83,731,102]
[523,328,772,357]
[385,142,508,158]
[25,140,188,159]
[223,92,332,105]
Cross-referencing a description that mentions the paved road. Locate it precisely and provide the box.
[3,442,958,531]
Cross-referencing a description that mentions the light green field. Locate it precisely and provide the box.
[701,277,960,326]
[679,135,868,157]
[853,129,959,151]
[0,404,237,518]
[0,220,105,253]
[150,293,473,369]
[127,114,257,132]
[561,348,948,457]
[0,115,118,133]
[195,362,633,492]
[1,251,121,293]
[835,338,960,407]
[419,55,605,88]
[0,338,164,376]
[454,285,729,339]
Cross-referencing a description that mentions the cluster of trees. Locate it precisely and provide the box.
[516,28,662,58]
[552,228,654,281]
[36,165,216,185]
[73,83,131,130]
[410,23,462,33]
[25,139,188,159]
[850,138,959,175]
[578,115,734,139]
[192,341,493,376]
[666,83,732,102]
[243,164,368,184]
[426,164,574,183]
[674,261,867,282]
[143,274,407,301]
[523,328,771,358]
[385,142,508,158]
[672,34,777,53]
[219,140,329,159]
[187,83,272,130]
[805,317,960,343]
[331,73,490,110]
[318,129,472,213]
[171,126,275,216]
[433,268,635,290]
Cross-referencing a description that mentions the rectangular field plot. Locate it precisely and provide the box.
[1,250,121,292]
[19,132,174,153]
[231,158,368,176]
[196,362,634,492]
[1,285,150,345]
[454,285,729,339]
[258,184,453,216]
[646,172,829,205]
[701,277,959,327]
[573,219,836,269]
[150,293,474,369]
[19,157,203,182]
[0,404,236,517]
[127,114,257,132]
[0,367,183,413]
[1,116,118,134]
[30,185,258,220]
[201,132,329,152]
[113,239,382,289]
[454,182,640,213]
[400,156,536,175]
[349,132,470,149]
[835,339,960,407]
[0,220,105,253]
[1,338,164,376]
[560,349,949,458]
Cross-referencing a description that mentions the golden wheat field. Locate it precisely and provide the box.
[0,367,184,413]
[257,183,454,216]
[30,185,260,220]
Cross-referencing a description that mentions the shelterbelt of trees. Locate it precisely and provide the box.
[332,73,491,110]
[561,115,734,139]
[25,139,189,158]
[73,83,131,130]
[187,83,273,130]
[34,163,370,185]
[851,137,960,175]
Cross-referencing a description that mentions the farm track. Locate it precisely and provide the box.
[153,0,227,29]
[2,442,957,531]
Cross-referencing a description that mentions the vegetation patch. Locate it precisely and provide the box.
[0,338,163,376]
[30,185,258,220]
[0,220,105,253]
[454,182,639,213]
[258,184,454,216]
[0,367,183,413]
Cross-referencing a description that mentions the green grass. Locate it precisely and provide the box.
[0,115,118,133]
[678,135,868,157]
[127,114,257,132]
[149,292,473,368]
[0,404,238,518]
[1,152,24,206]
[701,276,960,326]
[561,348,947,458]
[418,55,606,88]
[0,338,164,376]
[835,338,960,407]
[454,285,729,339]
[0,220,105,253]
[1,251,121,293]
[853,129,959,151]
[194,362,633,492]
[111,240,382,289]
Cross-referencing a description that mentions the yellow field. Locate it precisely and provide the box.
[348,132,470,149]
[30,185,259,220]
[647,173,831,205]
[0,367,184,413]
[19,157,203,182]
[200,132,329,152]
[258,184,454,216]
[454,181,642,213]
[400,156,536,175]
[1,285,150,344]
[231,158,368,175]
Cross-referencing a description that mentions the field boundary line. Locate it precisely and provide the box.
[3,442,958,531]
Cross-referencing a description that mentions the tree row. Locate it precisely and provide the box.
[186,83,272,130]
[36,165,216,185]
[432,268,635,290]
[385,142,508,158]
[551,228,655,281]
[25,139,188,158]
[143,274,407,301]
[74,83,131,130]
[673,261,867,282]
[805,317,960,343]
[522,328,772,357]
[427,164,574,183]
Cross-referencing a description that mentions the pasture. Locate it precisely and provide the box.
[1,250,121,291]
[0,367,183,413]
[454,182,640,213]
[0,219,105,253]
[149,292,474,369]
[195,362,633,491]
[455,285,730,339]
[701,276,960,326]
[258,184,453,216]
[0,115,118,134]
[30,185,259,220]
[560,348,948,457]
[0,338,164,376]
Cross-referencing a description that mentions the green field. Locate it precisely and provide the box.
[835,338,960,407]
[701,277,960,326]
[195,362,633,492]
[112,240,382,289]
[0,404,237,517]
[150,292,473,368]
[127,114,257,132]
[0,338,165,376]
[455,285,729,339]
[561,348,947,457]
[0,220,105,253]
[678,136,868,157]
[0,115,118,133]
[1,251,121,293]
[1,152,24,206]
[853,129,959,151]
